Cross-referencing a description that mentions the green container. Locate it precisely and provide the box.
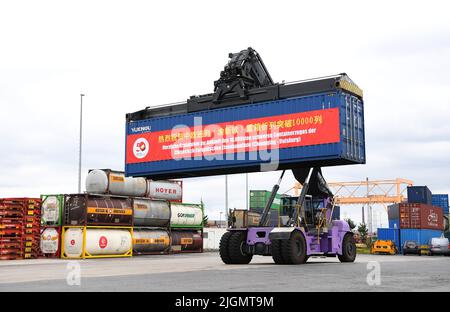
[250,190,281,210]
[40,194,65,226]
[170,202,204,229]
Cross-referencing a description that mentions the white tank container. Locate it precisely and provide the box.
[86,169,147,197]
[40,227,60,254]
[63,228,84,258]
[133,198,171,227]
[147,180,182,201]
[63,228,132,258]
[170,203,203,227]
[41,195,62,224]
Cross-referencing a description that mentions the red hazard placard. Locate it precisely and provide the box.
[99,236,108,249]
[126,108,340,164]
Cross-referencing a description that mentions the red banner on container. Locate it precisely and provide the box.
[126,108,340,164]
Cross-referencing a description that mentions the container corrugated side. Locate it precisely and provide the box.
[388,219,400,229]
[377,228,400,250]
[398,203,444,230]
[399,229,443,248]
[250,191,281,210]
[432,194,449,215]
[407,186,432,205]
[125,91,365,179]
[387,204,399,220]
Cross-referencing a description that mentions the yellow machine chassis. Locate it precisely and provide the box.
[370,240,397,255]
[61,225,133,259]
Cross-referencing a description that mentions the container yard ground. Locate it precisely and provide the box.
[0,253,449,292]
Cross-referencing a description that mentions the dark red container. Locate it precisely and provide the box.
[170,230,203,253]
[63,194,133,226]
[398,203,443,230]
[399,204,411,228]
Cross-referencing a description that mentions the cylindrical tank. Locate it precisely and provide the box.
[170,230,203,252]
[64,194,133,226]
[41,195,64,225]
[170,203,203,227]
[133,199,170,227]
[40,227,60,255]
[132,228,170,253]
[63,228,132,258]
[86,169,147,197]
[63,228,83,258]
[147,180,182,201]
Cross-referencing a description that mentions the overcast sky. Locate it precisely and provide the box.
[1,1,449,228]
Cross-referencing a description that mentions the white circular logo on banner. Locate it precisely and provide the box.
[133,138,149,159]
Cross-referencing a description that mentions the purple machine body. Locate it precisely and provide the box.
[232,220,350,257]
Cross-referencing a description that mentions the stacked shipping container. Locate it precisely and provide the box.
[407,186,432,205]
[249,190,281,226]
[378,228,442,250]
[169,202,204,254]
[40,195,64,258]
[61,193,134,259]
[381,186,445,252]
[83,169,203,256]
[387,203,444,231]
[432,194,449,216]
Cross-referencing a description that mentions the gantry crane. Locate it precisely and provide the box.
[290,178,413,207]
[286,178,414,233]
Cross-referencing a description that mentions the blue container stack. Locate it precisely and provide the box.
[432,194,449,216]
[399,229,443,247]
[379,186,444,253]
[407,186,432,205]
[377,228,400,248]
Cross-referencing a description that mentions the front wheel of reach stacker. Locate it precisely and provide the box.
[219,231,234,264]
[338,233,357,263]
[271,239,286,264]
[281,231,307,264]
[227,231,253,264]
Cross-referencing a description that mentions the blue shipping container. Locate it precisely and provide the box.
[388,219,400,229]
[407,186,432,205]
[332,205,340,220]
[125,91,365,179]
[399,229,443,249]
[377,228,400,249]
[432,194,449,215]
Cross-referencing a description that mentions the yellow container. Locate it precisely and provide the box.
[61,226,133,259]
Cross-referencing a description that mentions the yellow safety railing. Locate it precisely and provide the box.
[61,225,133,259]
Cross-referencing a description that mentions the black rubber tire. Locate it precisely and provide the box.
[271,239,286,264]
[338,233,357,263]
[280,231,307,264]
[228,231,252,264]
[219,231,233,264]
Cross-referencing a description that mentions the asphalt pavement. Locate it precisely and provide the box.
[0,252,448,291]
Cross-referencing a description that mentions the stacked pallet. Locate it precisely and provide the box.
[0,198,41,260]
